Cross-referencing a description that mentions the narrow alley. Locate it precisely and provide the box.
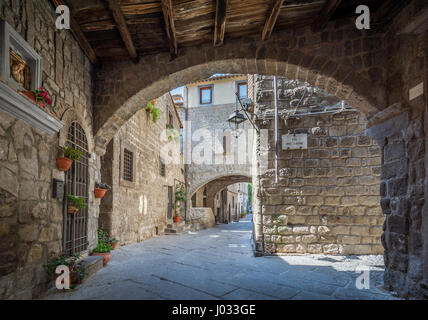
[42,216,397,300]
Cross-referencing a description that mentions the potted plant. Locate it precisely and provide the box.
[94,182,111,199]
[21,86,52,107]
[43,252,82,289]
[92,242,112,266]
[173,212,181,223]
[108,237,119,250]
[150,106,161,123]
[67,194,87,214]
[144,99,156,113]
[56,145,83,171]
[91,229,112,266]
[173,183,187,223]
[72,260,88,285]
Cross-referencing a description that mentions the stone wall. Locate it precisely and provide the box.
[254,76,384,255]
[375,0,428,299]
[99,93,184,245]
[188,208,215,230]
[0,0,96,299]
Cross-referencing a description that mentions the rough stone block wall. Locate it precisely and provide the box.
[381,116,425,298]
[189,207,215,230]
[99,93,184,245]
[254,76,384,255]
[0,0,95,299]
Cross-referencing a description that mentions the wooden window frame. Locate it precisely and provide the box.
[199,84,213,105]
[236,81,247,100]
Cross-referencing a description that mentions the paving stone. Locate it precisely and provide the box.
[41,216,397,300]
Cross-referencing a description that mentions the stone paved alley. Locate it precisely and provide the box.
[42,216,398,300]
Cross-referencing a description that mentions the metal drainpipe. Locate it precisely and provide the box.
[274,76,279,184]
[184,87,189,223]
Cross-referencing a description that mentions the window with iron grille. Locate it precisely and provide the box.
[123,148,134,181]
[64,121,89,256]
[159,156,165,176]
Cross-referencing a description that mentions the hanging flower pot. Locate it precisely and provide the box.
[67,195,87,215]
[56,157,73,171]
[67,205,79,214]
[94,188,107,199]
[173,216,181,223]
[94,183,111,199]
[56,146,83,172]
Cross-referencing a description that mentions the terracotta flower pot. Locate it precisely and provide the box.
[56,157,73,171]
[92,252,111,266]
[94,188,108,199]
[67,205,79,214]
[173,216,181,223]
[110,242,118,250]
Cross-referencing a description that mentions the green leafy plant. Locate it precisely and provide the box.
[67,194,87,209]
[173,183,187,215]
[93,242,112,253]
[108,236,119,244]
[58,146,83,161]
[93,228,114,253]
[72,261,88,285]
[175,183,187,202]
[144,99,156,111]
[43,252,81,282]
[150,107,161,123]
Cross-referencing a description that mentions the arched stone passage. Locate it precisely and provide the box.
[93,18,390,150]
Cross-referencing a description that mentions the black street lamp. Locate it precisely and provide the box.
[226,93,259,135]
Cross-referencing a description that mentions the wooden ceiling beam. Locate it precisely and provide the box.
[311,0,342,31]
[106,0,138,62]
[52,0,98,65]
[262,0,284,41]
[161,0,178,59]
[213,0,228,47]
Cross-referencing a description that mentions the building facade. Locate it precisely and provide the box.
[99,93,184,244]
[182,74,254,224]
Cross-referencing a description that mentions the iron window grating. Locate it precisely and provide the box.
[123,148,134,182]
[64,121,89,256]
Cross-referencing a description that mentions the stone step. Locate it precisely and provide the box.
[81,255,103,279]
[164,222,192,235]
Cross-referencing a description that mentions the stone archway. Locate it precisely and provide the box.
[93,18,389,151]
[90,11,427,299]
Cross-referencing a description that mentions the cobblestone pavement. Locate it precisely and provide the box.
[42,215,398,300]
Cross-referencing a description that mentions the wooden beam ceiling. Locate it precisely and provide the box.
[311,0,342,31]
[52,0,97,64]
[262,0,284,41]
[161,0,178,59]
[106,0,138,62]
[213,0,228,47]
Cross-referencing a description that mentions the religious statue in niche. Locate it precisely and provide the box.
[9,48,30,90]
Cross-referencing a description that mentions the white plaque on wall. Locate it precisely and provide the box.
[282,133,307,150]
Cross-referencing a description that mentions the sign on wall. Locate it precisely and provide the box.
[282,133,308,150]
